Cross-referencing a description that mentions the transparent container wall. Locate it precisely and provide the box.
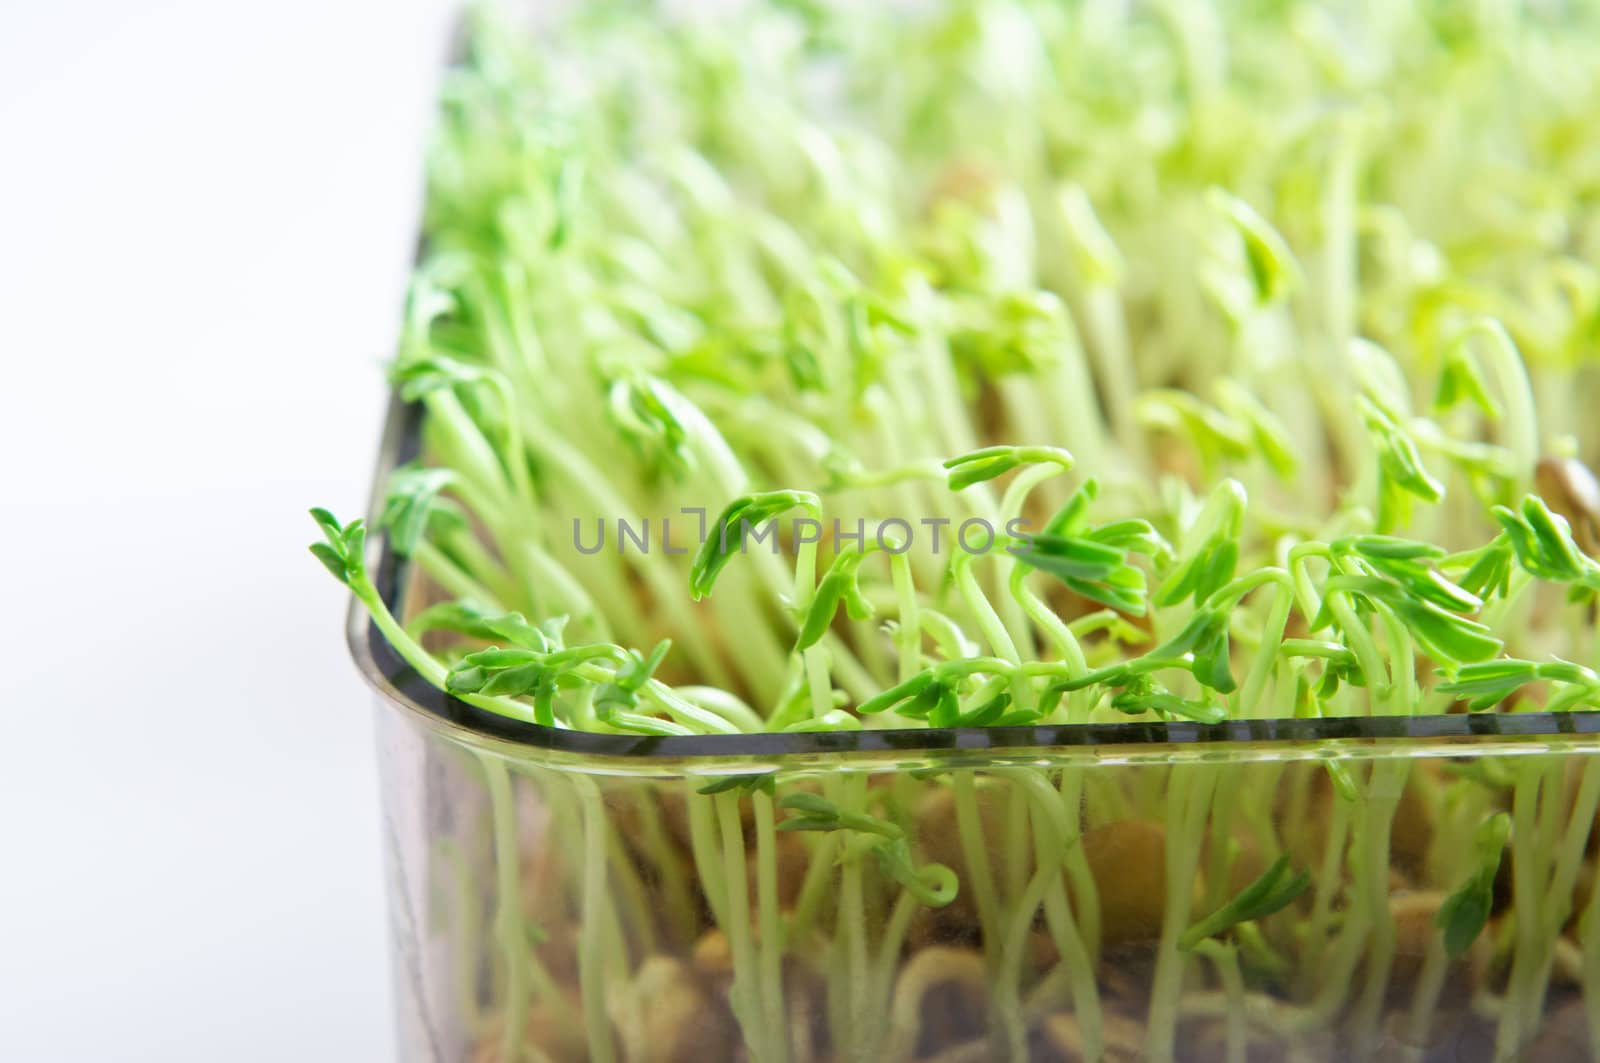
[375,696,1600,1063]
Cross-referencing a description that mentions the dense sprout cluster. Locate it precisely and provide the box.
[319,0,1600,735]
[316,4,1600,1061]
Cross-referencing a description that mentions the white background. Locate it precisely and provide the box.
[0,2,455,1058]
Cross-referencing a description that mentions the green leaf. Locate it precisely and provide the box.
[1435,813,1510,957]
[1196,540,1239,603]
[310,506,345,545]
[1015,503,1155,616]
[1057,185,1125,286]
[797,562,855,650]
[928,685,962,728]
[1209,189,1298,304]
[1360,397,1444,507]
[462,647,545,669]
[1181,854,1310,950]
[897,679,948,721]
[1436,659,1541,699]
[1063,567,1148,616]
[1218,380,1298,478]
[958,691,1012,726]
[1435,344,1503,419]
[1456,540,1514,600]
[392,354,487,402]
[856,672,936,715]
[777,816,839,832]
[483,612,552,652]
[1151,608,1228,659]
[1108,677,1228,723]
[1436,886,1493,959]
[1341,535,1447,562]
[1504,493,1593,585]
[1043,479,1100,537]
[943,447,1020,490]
[1012,534,1125,581]
[343,522,367,562]
[1086,518,1172,559]
[309,542,350,585]
[943,445,1073,490]
[480,663,548,697]
[307,509,363,586]
[381,464,460,556]
[407,600,504,640]
[445,665,488,694]
[690,490,820,599]
[697,773,776,795]
[608,375,691,472]
[1154,554,1203,608]
[629,640,672,685]
[1136,391,1252,463]
[1395,599,1502,665]
[1345,547,1482,613]
[1194,628,1237,694]
[1437,657,1600,710]
[592,681,637,718]
[1156,539,1236,609]
[779,792,839,817]
[537,616,570,649]
[1404,566,1484,613]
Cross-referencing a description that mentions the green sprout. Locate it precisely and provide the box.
[1012,479,1169,615]
[1495,496,1600,596]
[309,507,368,589]
[1181,854,1310,951]
[1437,658,1600,713]
[689,490,820,600]
[941,444,1073,490]
[1435,813,1511,958]
[777,793,958,908]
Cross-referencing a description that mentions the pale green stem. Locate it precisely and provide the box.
[1348,760,1406,1055]
[991,849,1054,1060]
[785,833,841,948]
[437,839,491,1037]
[836,825,871,1060]
[952,771,1004,977]
[632,792,699,949]
[1058,769,1101,959]
[412,540,507,614]
[1211,568,1297,718]
[1302,775,1351,976]
[1378,608,1415,715]
[481,756,530,1063]
[752,791,789,1063]
[1027,796,1102,1058]
[1582,819,1600,1056]
[1405,937,1451,1051]
[716,792,769,1061]
[1458,317,1540,495]
[685,784,730,929]
[1147,766,1218,1062]
[890,550,921,682]
[868,890,923,1060]
[605,828,657,956]
[574,777,618,1063]
[672,685,766,733]
[954,554,1022,667]
[803,647,834,722]
[1195,941,1248,1063]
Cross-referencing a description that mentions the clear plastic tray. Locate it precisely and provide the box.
[352,395,1600,1063]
